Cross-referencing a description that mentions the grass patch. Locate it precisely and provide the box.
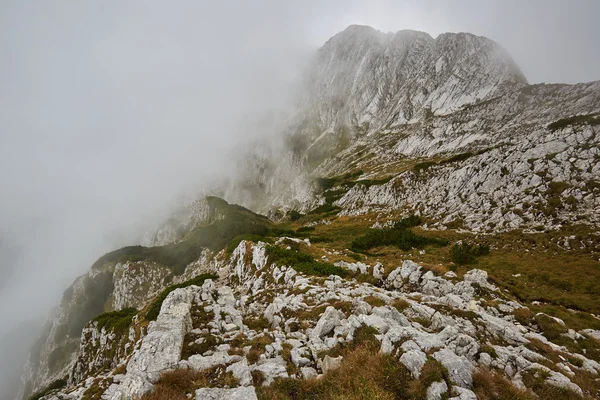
[258,344,411,400]
[392,298,410,312]
[350,216,447,252]
[548,113,600,131]
[141,367,238,400]
[181,334,219,360]
[521,368,582,400]
[407,358,450,400]
[450,242,490,265]
[92,307,137,335]
[296,226,315,233]
[308,204,341,215]
[146,273,217,321]
[289,210,303,221]
[535,313,568,340]
[244,315,271,331]
[472,368,534,400]
[413,161,437,171]
[363,295,386,308]
[513,307,534,325]
[226,234,271,254]
[265,245,348,278]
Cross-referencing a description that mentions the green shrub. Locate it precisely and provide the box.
[226,234,270,254]
[296,226,315,233]
[548,113,600,131]
[350,216,446,252]
[146,273,217,321]
[308,204,341,215]
[393,215,422,229]
[93,307,138,334]
[535,314,567,340]
[450,243,490,265]
[413,161,437,171]
[441,151,474,163]
[289,210,303,221]
[265,245,348,278]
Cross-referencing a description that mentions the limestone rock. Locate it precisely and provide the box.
[432,348,473,388]
[426,380,448,400]
[196,386,258,400]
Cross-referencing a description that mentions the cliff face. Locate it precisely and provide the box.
[299,25,526,133]
[20,26,600,400]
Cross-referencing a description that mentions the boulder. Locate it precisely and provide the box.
[196,387,258,400]
[321,355,343,374]
[450,387,477,400]
[432,349,473,388]
[226,359,253,387]
[426,380,448,400]
[400,349,427,378]
[188,352,241,371]
[310,306,342,339]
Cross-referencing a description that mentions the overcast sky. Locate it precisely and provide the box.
[0,1,598,397]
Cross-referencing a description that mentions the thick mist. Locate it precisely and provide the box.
[1,1,598,398]
[0,1,315,396]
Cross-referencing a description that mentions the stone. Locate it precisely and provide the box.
[400,349,427,378]
[478,352,492,367]
[432,348,473,388]
[371,305,410,327]
[196,386,258,400]
[226,359,253,387]
[450,387,478,400]
[463,269,495,291]
[358,314,390,333]
[252,356,288,385]
[445,334,479,360]
[321,355,343,374]
[109,287,197,399]
[188,352,241,371]
[426,380,448,400]
[310,306,342,339]
[301,367,318,379]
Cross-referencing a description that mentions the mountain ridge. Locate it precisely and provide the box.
[18,25,600,400]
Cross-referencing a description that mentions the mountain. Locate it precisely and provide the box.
[301,25,526,131]
[19,26,600,400]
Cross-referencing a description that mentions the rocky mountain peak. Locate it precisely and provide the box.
[301,25,527,133]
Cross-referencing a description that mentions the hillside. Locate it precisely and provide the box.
[20,26,600,400]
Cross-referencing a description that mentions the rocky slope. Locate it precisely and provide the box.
[25,239,600,399]
[20,25,600,400]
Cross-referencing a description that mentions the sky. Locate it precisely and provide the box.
[0,0,598,397]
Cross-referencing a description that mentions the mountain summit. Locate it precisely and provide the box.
[301,25,527,132]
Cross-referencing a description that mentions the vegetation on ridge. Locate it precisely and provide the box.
[145,273,217,321]
[92,197,273,275]
[350,215,448,252]
[265,244,348,278]
[547,112,600,131]
[92,307,138,335]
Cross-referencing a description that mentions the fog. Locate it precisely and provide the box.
[1,1,598,397]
